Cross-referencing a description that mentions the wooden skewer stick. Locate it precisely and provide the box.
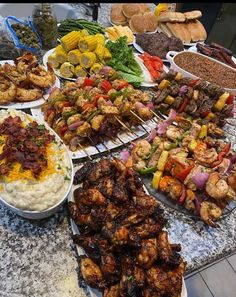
[77,142,92,160]
[130,110,149,133]
[114,116,139,137]
[150,109,164,122]
[87,136,102,154]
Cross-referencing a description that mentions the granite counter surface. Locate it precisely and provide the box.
[1,2,236,297]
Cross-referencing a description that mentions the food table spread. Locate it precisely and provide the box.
[0,3,236,297]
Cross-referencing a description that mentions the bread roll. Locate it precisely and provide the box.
[184,10,202,20]
[122,4,141,19]
[186,19,207,41]
[166,22,191,43]
[158,11,186,23]
[159,23,173,38]
[129,14,147,34]
[143,12,158,32]
[110,4,127,25]
[139,3,151,13]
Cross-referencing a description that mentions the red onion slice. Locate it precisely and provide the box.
[120,150,130,163]
[146,129,157,143]
[105,100,113,106]
[166,109,177,124]
[135,102,145,110]
[146,102,154,110]
[68,121,85,131]
[230,152,236,164]
[178,85,188,95]
[191,172,210,189]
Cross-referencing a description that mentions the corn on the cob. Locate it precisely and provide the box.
[67,49,82,65]
[61,31,82,52]
[48,52,60,68]
[60,62,75,78]
[78,36,98,52]
[80,29,90,37]
[94,44,105,61]
[74,65,87,77]
[103,48,112,60]
[79,52,97,68]
[54,45,67,64]
[90,63,103,74]
[94,33,106,45]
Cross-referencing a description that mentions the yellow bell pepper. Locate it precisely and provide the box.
[152,171,163,189]
[198,125,207,139]
[205,112,215,120]
[164,95,174,105]
[157,150,169,171]
[175,72,183,81]
[214,92,230,111]
[158,79,170,90]
[188,139,198,151]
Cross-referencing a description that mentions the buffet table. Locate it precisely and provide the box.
[0,3,236,297]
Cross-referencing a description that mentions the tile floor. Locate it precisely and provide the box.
[185,252,236,297]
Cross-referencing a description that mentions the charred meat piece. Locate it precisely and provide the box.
[87,159,112,184]
[79,256,105,289]
[102,222,130,246]
[132,216,167,239]
[134,194,160,215]
[103,283,120,297]
[95,177,114,199]
[112,182,129,203]
[101,253,121,284]
[137,238,158,269]
[73,161,95,185]
[79,188,107,207]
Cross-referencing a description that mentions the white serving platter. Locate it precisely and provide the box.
[0,60,60,109]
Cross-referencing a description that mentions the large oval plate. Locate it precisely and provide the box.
[68,165,188,297]
[0,109,74,219]
[30,107,157,160]
[0,60,60,109]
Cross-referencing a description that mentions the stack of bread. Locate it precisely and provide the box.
[157,10,207,43]
[110,3,158,34]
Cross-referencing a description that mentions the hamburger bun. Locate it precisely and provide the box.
[157,11,186,23]
[122,4,141,19]
[166,22,191,43]
[139,3,151,14]
[110,4,127,25]
[184,10,202,20]
[129,13,147,34]
[143,12,158,32]
[185,19,207,41]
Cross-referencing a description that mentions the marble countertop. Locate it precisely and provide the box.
[1,2,236,297]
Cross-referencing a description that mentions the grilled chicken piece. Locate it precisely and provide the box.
[95,177,114,199]
[91,115,105,131]
[100,105,119,115]
[79,188,107,207]
[76,122,92,137]
[102,222,129,246]
[146,260,186,297]
[105,203,122,221]
[112,182,129,203]
[87,159,112,184]
[103,283,120,297]
[73,161,94,185]
[79,256,105,288]
[112,157,127,176]
[157,231,173,263]
[101,253,121,284]
[137,238,158,269]
[134,194,160,215]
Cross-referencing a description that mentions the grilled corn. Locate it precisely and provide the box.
[79,52,97,68]
[94,33,105,45]
[74,65,87,77]
[78,35,98,52]
[90,63,103,74]
[60,62,75,78]
[67,49,82,65]
[48,52,60,68]
[54,45,67,64]
[61,31,82,52]
[95,44,105,60]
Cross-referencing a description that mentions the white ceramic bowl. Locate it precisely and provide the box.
[166,50,236,95]
[0,111,74,220]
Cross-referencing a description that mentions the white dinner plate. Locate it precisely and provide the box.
[0,60,60,109]
[134,53,169,87]
[30,107,157,160]
[43,48,78,81]
[133,40,169,63]
[68,166,188,297]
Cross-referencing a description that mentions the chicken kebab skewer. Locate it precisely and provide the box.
[41,67,156,152]
[122,109,236,227]
[68,158,186,296]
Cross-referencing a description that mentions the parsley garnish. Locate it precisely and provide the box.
[36,139,44,146]
[64,175,70,181]
[127,276,133,282]
[57,164,62,170]
[0,139,4,145]
[38,124,46,131]
[165,221,171,229]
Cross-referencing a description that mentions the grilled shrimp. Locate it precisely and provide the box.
[194,142,218,167]
[200,201,222,227]
[205,172,229,200]
[0,78,17,104]
[16,87,42,102]
[28,63,55,88]
[159,176,183,200]
[166,125,184,141]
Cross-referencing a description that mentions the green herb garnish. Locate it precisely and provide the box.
[127,276,133,282]
[0,139,4,145]
[64,175,70,181]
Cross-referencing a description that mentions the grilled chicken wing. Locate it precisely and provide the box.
[158,231,173,263]
[79,256,105,288]
[103,283,120,297]
[101,253,121,284]
[87,159,112,184]
[79,188,107,207]
[73,161,94,185]
[95,177,114,199]
[132,216,167,239]
[137,238,158,269]
[102,222,129,246]
[134,194,160,215]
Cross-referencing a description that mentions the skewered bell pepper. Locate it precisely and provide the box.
[212,143,231,167]
[164,95,174,105]
[198,125,208,139]
[226,94,234,105]
[175,165,194,182]
[178,185,187,204]
[143,144,159,160]
[139,166,157,174]
[158,79,170,90]
[205,112,215,120]
[188,139,197,151]
[157,150,169,171]
[178,98,188,113]
[62,110,77,120]
[214,92,230,111]
[101,80,112,92]
[83,77,94,87]
[152,171,163,189]
[175,72,183,81]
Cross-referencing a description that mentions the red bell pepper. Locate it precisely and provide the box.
[83,77,94,87]
[188,79,200,87]
[101,80,112,92]
[212,143,231,167]
[60,125,68,135]
[62,102,72,108]
[81,103,95,112]
[201,110,211,118]
[226,94,234,105]
[178,98,188,113]
[116,81,129,90]
[93,94,109,106]
[175,165,194,182]
[46,108,54,118]
[178,185,186,204]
